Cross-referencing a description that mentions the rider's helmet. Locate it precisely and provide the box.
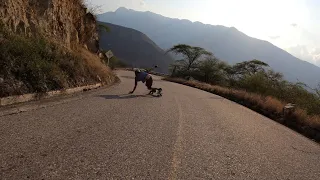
[134,68,141,75]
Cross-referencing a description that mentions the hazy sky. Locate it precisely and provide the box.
[88,0,320,66]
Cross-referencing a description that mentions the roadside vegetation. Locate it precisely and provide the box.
[165,44,320,140]
[0,23,115,97]
[108,56,127,70]
[99,50,128,70]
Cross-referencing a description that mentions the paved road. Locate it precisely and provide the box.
[0,70,319,180]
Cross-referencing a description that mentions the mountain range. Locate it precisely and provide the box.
[98,7,320,87]
[98,21,173,73]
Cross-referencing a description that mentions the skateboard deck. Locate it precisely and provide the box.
[148,88,162,97]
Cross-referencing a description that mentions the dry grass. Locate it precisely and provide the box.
[306,115,320,129]
[263,96,285,114]
[0,29,117,97]
[75,47,118,84]
[164,77,320,141]
[0,0,118,98]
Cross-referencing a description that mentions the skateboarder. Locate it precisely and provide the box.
[129,69,162,95]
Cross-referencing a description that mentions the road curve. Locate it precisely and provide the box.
[0,70,319,180]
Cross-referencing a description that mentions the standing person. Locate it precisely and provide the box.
[129,69,162,95]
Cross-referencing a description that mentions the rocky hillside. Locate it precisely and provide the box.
[98,22,173,73]
[0,0,117,97]
[0,0,99,52]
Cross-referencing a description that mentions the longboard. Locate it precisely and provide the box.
[148,88,162,97]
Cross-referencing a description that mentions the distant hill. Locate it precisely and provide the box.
[98,7,320,87]
[98,21,173,73]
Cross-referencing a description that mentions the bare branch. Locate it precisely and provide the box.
[83,0,103,15]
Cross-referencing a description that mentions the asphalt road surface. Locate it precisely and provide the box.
[0,70,319,180]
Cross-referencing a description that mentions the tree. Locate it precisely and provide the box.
[265,70,283,83]
[231,59,269,79]
[169,60,183,77]
[98,24,110,33]
[296,81,320,98]
[197,57,228,83]
[309,83,320,98]
[237,72,270,94]
[166,44,213,71]
[316,83,320,98]
[83,0,103,14]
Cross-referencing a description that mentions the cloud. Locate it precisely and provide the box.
[287,45,320,66]
[291,23,298,27]
[314,56,320,66]
[310,48,320,66]
[269,36,280,39]
[95,0,147,11]
[140,0,146,6]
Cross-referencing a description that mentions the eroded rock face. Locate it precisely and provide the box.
[0,0,99,53]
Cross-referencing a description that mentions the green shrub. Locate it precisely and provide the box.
[168,43,320,116]
[0,26,103,97]
[107,56,127,70]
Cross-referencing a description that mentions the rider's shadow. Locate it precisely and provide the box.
[97,94,154,99]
